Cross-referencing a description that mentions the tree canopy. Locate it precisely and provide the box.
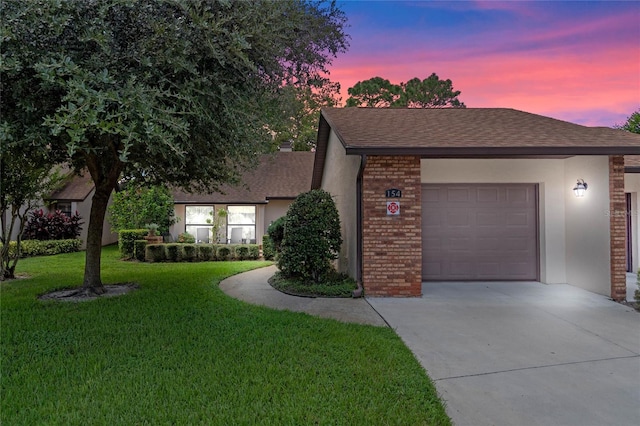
[346,73,465,108]
[1,0,348,293]
[616,110,640,134]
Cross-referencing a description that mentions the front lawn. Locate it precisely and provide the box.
[1,245,450,425]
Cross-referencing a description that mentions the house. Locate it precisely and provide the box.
[625,155,640,273]
[45,172,118,248]
[170,150,314,245]
[312,107,640,300]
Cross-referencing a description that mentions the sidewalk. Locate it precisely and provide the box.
[219,265,387,327]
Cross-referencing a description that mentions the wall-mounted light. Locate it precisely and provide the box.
[573,179,588,197]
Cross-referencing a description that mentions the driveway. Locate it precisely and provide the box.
[367,281,640,426]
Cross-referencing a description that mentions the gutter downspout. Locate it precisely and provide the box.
[352,154,367,298]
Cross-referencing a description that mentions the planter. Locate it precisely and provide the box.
[145,236,163,244]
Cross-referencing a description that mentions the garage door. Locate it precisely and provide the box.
[422,184,538,280]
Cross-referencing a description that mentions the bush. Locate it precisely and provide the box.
[217,246,231,261]
[197,244,214,261]
[278,189,342,282]
[108,185,177,235]
[166,244,182,262]
[118,229,148,259]
[134,240,147,262]
[267,216,286,253]
[1,239,82,258]
[262,235,275,260]
[182,244,197,262]
[177,232,195,243]
[248,244,260,260]
[145,244,166,262]
[23,209,83,240]
[235,245,249,260]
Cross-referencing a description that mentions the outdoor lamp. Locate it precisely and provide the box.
[573,179,588,197]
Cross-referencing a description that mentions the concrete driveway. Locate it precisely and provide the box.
[368,281,640,426]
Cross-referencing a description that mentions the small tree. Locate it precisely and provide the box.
[108,185,176,235]
[278,190,342,282]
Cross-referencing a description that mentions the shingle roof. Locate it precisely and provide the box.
[626,155,640,172]
[46,172,94,201]
[173,151,314,204]
[319,107,640,155]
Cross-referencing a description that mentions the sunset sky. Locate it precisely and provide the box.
[328,0,640,127]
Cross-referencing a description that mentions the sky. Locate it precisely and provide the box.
[328,0,640,127]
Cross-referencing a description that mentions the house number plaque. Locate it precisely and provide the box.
[385,188,402,198]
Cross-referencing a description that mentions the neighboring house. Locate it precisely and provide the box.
[312,107,640,300]
[170,150,314,245]
[45,172,118,249]
[624,155,640,273]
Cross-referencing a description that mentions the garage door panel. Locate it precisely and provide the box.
[423,184,538,281]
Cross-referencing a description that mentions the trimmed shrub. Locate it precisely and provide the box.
[262,235,275,260]
[166,244,182,262]
[248,244,260,260]
[23,209,83,240]
[235,245,249,260]
[216,246,231,261]
[145,244,166,262]
[267,216,286,253]
[119,229,148,259]
[1,239,82,258]
[278,189,342,282]
[182,244,197,262]
[134,240,147,262]
[195,244,211,261]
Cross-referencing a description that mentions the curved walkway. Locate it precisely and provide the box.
[219,265,387,327]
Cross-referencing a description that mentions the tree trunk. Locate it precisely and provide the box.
[80,148,123,295]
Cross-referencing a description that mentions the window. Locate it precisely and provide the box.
[54,202,72,217]
[185,205,214,243]
[227,206,256,244]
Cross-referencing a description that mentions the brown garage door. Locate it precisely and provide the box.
[422,184,538,281]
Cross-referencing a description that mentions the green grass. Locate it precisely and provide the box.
[269,270,358,297]
[1,246,450,425]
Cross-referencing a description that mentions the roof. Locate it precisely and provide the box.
[46,172,94,202]
[173,151,314,204]
[626,155,640,173]
[313,108,640,186]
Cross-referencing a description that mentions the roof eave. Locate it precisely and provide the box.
[344,146,640,157]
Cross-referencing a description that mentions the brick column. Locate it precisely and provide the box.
[361,156,422,296]
[609,155,626,301]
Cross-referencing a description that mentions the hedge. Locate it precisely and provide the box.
[0,239,82,258]
[119,229,148,259]
[134,240,147,262]
[139,243,262,263]
[262,235,275,260]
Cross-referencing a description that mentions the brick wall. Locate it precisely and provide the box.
[362,156,422,296]
[609,155,626,301]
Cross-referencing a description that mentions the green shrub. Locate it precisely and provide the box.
[235,245,249,260]
[177,232,195,243]
[145,244,166,262]
[267,216,286,253]
[262,235,275,260]
[166,244,182,262]
[1,239,82,258]
[217,246,231,261]
[119,229,148,259]
[278,189,342,282]
[197,244,214,261]
[134,240,147,262]
[182,244,197,262]
[248,244,260,260]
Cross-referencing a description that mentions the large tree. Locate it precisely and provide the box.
[346,74,465,108]
[616,110,640,134]
[1,0,348,295]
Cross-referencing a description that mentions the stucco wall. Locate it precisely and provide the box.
[624,173,640,272]
[421,158,567,284]
[264,200,292,233]
[320,130,361,277]
[564,156,612,295]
